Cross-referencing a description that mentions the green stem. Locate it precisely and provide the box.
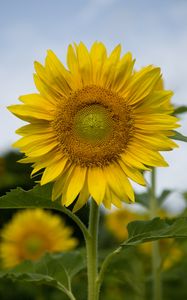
[63,290,76,300]
[58,284,77,300]
[60,205,90,241]
[150,168,162,300]
[86,199,100,300]
[96,246,122,293]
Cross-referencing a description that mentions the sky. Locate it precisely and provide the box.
[0,0,187,204]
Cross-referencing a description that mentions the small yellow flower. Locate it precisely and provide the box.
[8,42,179,210]
[0,209,78,268]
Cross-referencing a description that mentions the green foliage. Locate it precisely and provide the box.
[0,184,54,210]
[135,192,149,208]
[101,249,145,300]
[1,183,187,299]
[172,131,187,142]
[0,152,35,193]
[123,217,187,246]
[174,106,187,115]
[0,251,86,299]
[157,190,172,205]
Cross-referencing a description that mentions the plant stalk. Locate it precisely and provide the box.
[96,246,122,293]
[150,168,162,300]
[86,199,100,300]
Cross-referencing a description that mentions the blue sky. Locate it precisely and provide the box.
[1,0,187,203]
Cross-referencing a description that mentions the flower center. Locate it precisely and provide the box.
[73,105,113,143]
[24,235,44,258]
[53,85,134,167]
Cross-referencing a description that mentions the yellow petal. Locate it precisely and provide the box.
[135,90,174,113]
[120,152,150,171]
[64,167,86,206]
[88,167,106,205]
[135,123,179,131]
[34,61,67,97]
[134,114,179,131]
[25,141,59,157]
[111,195,123,208]
[76,42,92,86]
[8,104,53,121]
[52,169,71,201]
[135,132,178,151]
[13,133,55,148]
[16,123,52,136]
[102,194,112,209]
[67,44,82,86]
[46,50,75,90]
[90,42,107,84]
[112,52,135,92]
[33,74,65,104]
[18,157,35,164]
[128,144,168,167]
[100,44,121,88]
[41,158,68,185]
[104,164,135,202]
[73,179,89,212]
[19,93,55,108]
[125,66,161,104]
[118,160,146,186]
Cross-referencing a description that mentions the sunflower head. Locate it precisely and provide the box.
[0,209,78,268]
[8,42,179,211]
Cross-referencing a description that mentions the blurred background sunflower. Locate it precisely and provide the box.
[0,208,78,268]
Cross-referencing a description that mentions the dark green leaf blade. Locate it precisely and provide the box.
[0,184,57,209]
[122,217,187,246]
[171,131,187,143]
[174,106,187,115]
[0,251,86,294]
[158,189,172,204]
[0,253,68,291]
[135,192,149,208]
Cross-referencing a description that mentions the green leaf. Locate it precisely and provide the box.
[122,217,187,246]
[0,251,85,298]
[0,184,56,209]
[158,189,172,205]
[174,106,187,115]
[135,192,149,208]
[171,131,187,143]
[102,250,145,299]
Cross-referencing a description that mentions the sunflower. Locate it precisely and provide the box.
[8,42,179,211]
[0,209,78,268]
